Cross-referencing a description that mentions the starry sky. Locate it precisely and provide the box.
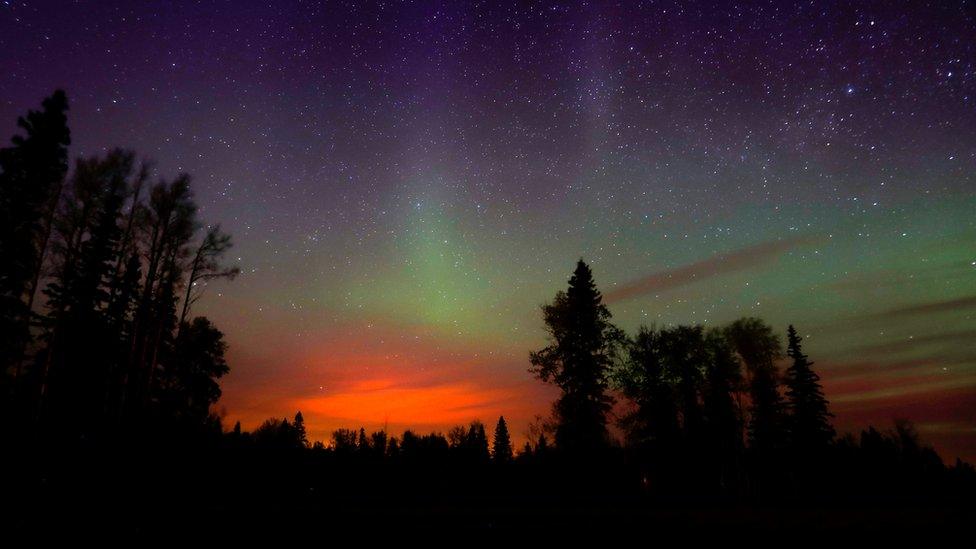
[2,1,974,461]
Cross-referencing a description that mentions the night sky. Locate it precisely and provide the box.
[2,1,974,461]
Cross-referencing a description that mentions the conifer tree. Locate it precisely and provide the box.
[535,433,549,455]
[530,260,623,453]
[293,411,308,448]
[492,416,513,463]
[357,427,370,453]
[783,325,834,450]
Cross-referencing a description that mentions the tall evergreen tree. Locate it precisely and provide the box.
[357,427,370,453]
[783,325,834,450]
[530,260,623,453]
[492,416,513,463]
[293,411,308,449]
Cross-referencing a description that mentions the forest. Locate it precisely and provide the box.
[1,91,973,536]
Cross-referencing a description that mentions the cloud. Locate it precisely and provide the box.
[846,330,976,358]
[818,356,964,378]
[875,295,976,318]
[828,375,976,404]
[604,236,820,303]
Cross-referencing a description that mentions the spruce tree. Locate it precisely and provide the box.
[293,411,308,448]
[492,415,513,463]
[784,325,834,450]
[357,427,369,453]
[530,260,622,453]
[535,433,550,458]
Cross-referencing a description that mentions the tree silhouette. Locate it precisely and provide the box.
[177,225,239,333]
[37,150,138,433]
[370,430,388,457]
[0,92,240,442]
[357,427,370,454]
[724,318,787,455]
[535,433,549,455]
[293,411,308,448]
[784,325,834,450]
[702,329,745,492]
[658,325,707,441]
[615,326,680,450]
[0,90,70,394]
[332,428,358,453]
[156,316,229,426]
[253,416,306,450]
[449,420,490,463]
[492,416,513,463]
[530,260,623,453]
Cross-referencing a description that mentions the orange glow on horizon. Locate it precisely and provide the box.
[294,377,520,426]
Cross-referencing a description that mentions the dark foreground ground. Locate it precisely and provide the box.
[3,445,974,542]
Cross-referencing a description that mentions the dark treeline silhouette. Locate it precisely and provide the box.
[0,91,237,446]
[2,93,974,536]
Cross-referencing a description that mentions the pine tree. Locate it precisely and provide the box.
[293,411,308,448]
[357,427,370,453]
[492,416,513,463]
[784,325,834,450]
[535,433,549,455]
[530,260,623,453]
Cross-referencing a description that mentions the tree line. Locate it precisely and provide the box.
[223,261,973,501]
[0,90,237,444]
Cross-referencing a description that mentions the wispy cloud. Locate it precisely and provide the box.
[846,330,976,358]
[875,296,976,318]
[604,236,820,303]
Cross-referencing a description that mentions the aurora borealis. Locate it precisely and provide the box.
[1,1,974,461]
